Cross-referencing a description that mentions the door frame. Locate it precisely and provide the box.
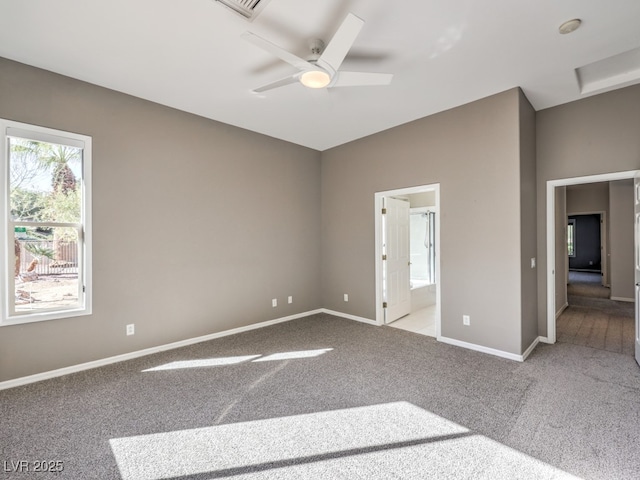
[566,211,608,286]
[634,172,640,366]
[375,183,441,336]
[546,170,638,343]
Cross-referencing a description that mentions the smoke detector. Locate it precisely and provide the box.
[559,19,582,35]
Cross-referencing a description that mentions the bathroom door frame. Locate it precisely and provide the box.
[374,183,441,337]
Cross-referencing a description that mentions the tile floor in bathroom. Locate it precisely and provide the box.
[387,304,436,337]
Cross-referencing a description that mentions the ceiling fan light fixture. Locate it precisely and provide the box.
[300,69,331,88]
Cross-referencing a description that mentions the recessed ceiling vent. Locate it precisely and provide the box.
[213,0,270,21]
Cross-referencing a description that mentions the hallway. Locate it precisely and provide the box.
[556,300,634,355]
[558,270,634,355]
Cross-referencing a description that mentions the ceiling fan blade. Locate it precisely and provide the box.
[252,75,299,93]
[242,32,315,71]
[331,71,393,87]
[318,13,364,72]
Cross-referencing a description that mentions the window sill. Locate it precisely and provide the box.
[1,307,91,327]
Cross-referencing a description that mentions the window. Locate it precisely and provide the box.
[567,218,576,257]
[1,119,91,325]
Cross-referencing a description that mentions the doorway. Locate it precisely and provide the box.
[568,214,602,274]
[567,212,609,299]
[374,184,440,338]
[546,171,638,357]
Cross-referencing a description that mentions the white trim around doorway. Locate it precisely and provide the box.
[545,170,639,344]
[374,184,441,337]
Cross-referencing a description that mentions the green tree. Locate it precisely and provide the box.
[9,139,81,275]
[40,144,81,262]
[9,139,45,276]
[10,188,47,222]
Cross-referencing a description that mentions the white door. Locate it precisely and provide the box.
[635,173,640,366]
[384,197,411,323]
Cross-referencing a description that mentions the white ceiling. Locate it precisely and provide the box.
[1,0,639,151]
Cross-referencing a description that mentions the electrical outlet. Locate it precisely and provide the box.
[126,324,135,336]
[463,315,470,326]
[272,298,277,307]
[344,293,349,302]
[288,296,293,304]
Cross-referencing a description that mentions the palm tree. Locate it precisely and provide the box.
[9,140,81,276]
[51,148,78,194]
[39,144,79,198]
[38,144,81,264]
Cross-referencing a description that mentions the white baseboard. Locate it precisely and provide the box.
[521,336,542,361]
[0,307,545,391]
[320,309,379,326]
[556,302,569,319]
[538,336,553,344]
[326,309,542,361]
[0,309,323,391]
[610,296,634,303]
[437,335,528,362]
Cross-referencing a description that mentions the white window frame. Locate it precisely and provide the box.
[0,119,92,326]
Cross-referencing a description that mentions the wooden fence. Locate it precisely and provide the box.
[16,240,78,276]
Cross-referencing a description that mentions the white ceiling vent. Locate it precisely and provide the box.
[213,0,271,20]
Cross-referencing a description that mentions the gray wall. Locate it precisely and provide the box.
[0,58,322,382]
[519,90,538,352]
[609,179,634,300]
[566,183,609,214]
[321,88,532,355]
[536,83,640,336]
[555,187,567,314]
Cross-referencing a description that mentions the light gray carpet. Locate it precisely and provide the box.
[2,313,640,479]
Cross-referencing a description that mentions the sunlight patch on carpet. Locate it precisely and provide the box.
[141,355,261,371]
[252,348,333,362]
[109,401,582,480]
[142,348,334,372]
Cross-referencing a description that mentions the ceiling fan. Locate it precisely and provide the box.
[242,13,393,93]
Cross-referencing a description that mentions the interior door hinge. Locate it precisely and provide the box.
[382,208,387,214]
[382,254,387,260]
[383,302,388,308]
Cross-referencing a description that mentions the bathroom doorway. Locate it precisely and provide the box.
[375,184,440,337]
